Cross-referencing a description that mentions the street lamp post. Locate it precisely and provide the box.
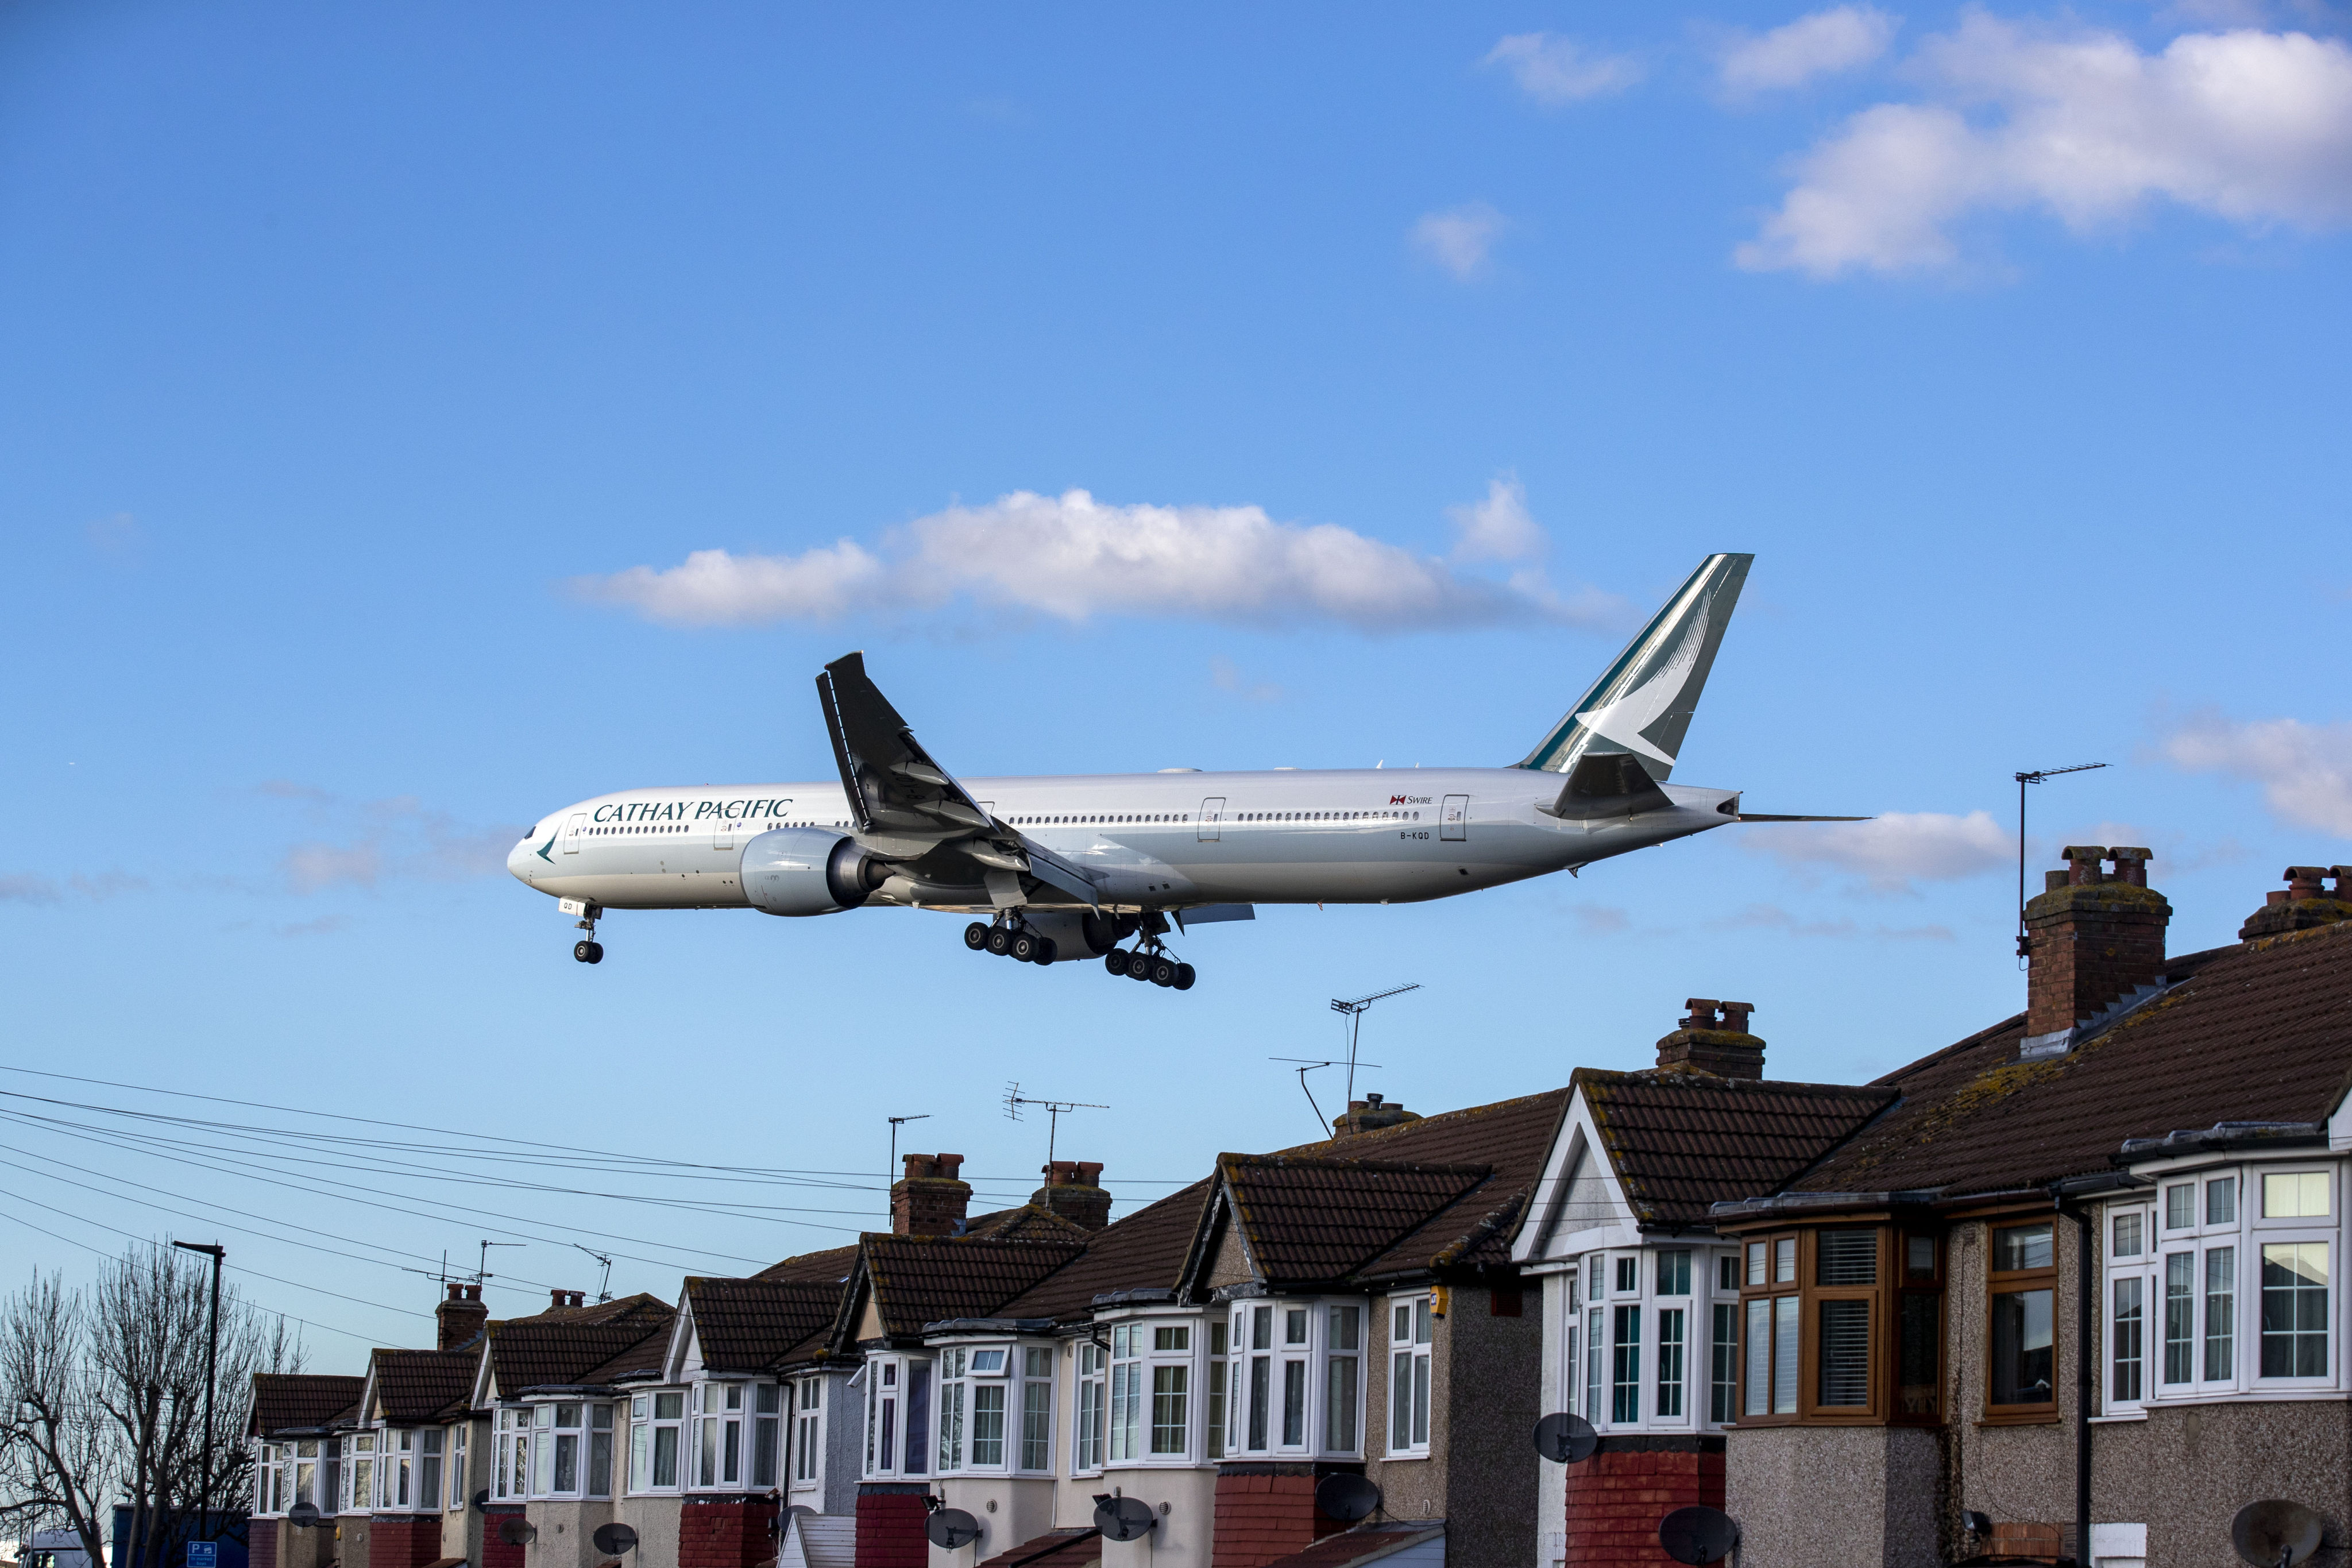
[171,1241,226,1554]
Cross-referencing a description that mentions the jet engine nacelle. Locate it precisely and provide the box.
[741,828,889,917]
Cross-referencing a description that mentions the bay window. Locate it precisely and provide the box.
[294,1439,318,1513]
[1246,1305,1272,1451]
[1389,1296,1432,1456]
[1731,1225,1933,1424]
[865,1358,932,1477]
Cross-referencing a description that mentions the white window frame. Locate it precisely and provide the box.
[1018,1345,1055,1474]
[446,1425,465,1511]
[790,1376,824,1491]
[692,1383,744,1491]
[627,1389,685,1494]
[1387,1294,1433,1459]
[1073,1341,1107,1475]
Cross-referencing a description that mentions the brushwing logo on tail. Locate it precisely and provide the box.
[1569,605,1706,767]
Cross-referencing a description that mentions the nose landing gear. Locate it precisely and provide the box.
[563,899,605,964]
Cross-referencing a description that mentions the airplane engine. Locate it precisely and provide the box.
[741,829,888,917]
[1022,910,1135,959]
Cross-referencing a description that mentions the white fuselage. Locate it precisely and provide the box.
[506,767,1737,915]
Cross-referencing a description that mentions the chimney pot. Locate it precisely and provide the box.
[2241,864,2352,940]
[2287,866,2327,901]
[1366,1092,1384,1108]
[1030,1157,1112,1230]
[550,1289,570,1309]
[1680,998,1721,1030]
[1718,1001,1755,1033]
[2108,848,2152,887]
[2063,845,2110,886]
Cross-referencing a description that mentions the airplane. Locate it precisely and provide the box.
[507,553,1858,987]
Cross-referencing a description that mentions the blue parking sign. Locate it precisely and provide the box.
[187,1543,217,1568]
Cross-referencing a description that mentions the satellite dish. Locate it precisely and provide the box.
[2233,1500,2324,1567]
[1532,1412,1599,1465]
[286,1503,320,1531]
[1315,1474,1381,1524]
[497,1519,538,1547]
[592,1524,639,1557]
[926,1510,982,1550]
[1658,1507,1739,1566]
[1094,1496,1157,1543]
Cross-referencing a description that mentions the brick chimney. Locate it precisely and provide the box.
[2022,846,2171,1047]
[2239,865,2352,940]
[548,1288,586,1310]
[1332,1092,1422,1137]
[437,1282,487,1350]
[1654,998,1765,1079]
[893,1153,972,1237]
[1030,1161,1112,1231]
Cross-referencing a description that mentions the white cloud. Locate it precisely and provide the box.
[0,871,148,904]
[273,791,519,893]
[1738,15,2352,277]
[1447,474,1547,562]
[1209,657,1284,703]
[1743,809,2011,891]
[2162,711,2352,836]
[577,489,1619,634]
[1484,33,1645,105]
[1718,6,1898,94]
[1410,203,1508,280]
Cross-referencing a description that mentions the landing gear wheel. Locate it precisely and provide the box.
[1125,951,1153,982]
[964,922,990,951]
[1149,956,1178,987]
[1009,931,1040,963]
[574,940,598,964]
[986,926,1014,956]
[586,942,604,964]
[1033,938,1059,966]
[1173,963,1196,991]
[1104,951,1129,977]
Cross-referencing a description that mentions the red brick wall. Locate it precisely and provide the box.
[248,1522,279,1568]
[480,1511,526,1568]
[366,1518,445,1568]
[1562,1445,1725,1567]
[1211,1469,1351,1568]
[682,1497,782,1568]
[855,1487,932,1568]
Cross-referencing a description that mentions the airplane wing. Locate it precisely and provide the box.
[816,652,1099,907]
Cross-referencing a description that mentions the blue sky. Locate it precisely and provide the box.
[2,0,2347,1367]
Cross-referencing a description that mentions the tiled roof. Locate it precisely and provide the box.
[994,1180,1216,1323]
[250,1373,365,1435]
[755,1243,860,1285]
[860,1233,1086,1339]
[1574,1069,1898,1227]
[512,1291,673,1329]
[686,1277,845,1373]
[975,1529,1102,1568]
[489,1304,677,1395]
[372,1349,477,1423]
[1254,1525,1446,1568]
[1222,1156,1493,1285]
[577,1330,670,1387]
[1797,928,2352,1199]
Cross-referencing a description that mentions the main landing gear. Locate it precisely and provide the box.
[965,919,1058,966]
[567,901,605,964]
[1106,945,1195,990]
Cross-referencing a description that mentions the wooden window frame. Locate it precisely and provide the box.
[1729,1220,1925,1428]
[1983,1218,2061,1424]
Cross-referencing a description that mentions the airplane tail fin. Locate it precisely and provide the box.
[1517,553,1752,783]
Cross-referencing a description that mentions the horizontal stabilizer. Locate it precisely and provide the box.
[1722,810,1872,823]
[1542,753,1673,821]
[1175,904,1255,931]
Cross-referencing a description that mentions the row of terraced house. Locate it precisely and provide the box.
[250,853,2352,1568]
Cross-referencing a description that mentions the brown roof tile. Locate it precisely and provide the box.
[975,1530,1102,1568]
[1798,928,2352,1199]
[1222,1156,1494,1285]
[686,1277,845,1373]
[1574,1069,1898,1227]
[859,1233,1086,1339]
[250,1373,365,1436]
[371,1349,477,1424]
[994,1180,1216,1323]
[488,1303,677,1396]
[755,1244,860,1285]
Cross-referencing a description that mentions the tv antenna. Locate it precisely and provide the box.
[1271,1056,1384,1137]
[571,1244,615,1303]
[887,1114,930,1226]
[2014,763,2107,963]
[1003,1083,1107,1167]
[476,1239,523,1287]
[1329,983,1420,1107]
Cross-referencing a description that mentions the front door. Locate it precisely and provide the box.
[713,813,733,851]
[1440,795,1469,841]
[564,813,586,853]
[1199,797,1226,841]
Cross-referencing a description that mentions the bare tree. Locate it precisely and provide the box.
[1,1249,304,1568]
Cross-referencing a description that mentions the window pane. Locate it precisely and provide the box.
[1743,1299,1769,1416]
[592,1431,614,1496]
[2207,1177,2238,1226]
[750,1420,774,1488]
[1658,1251,1691,1296]
[2112,1277,2143,1403]
[1898,1293,1941,1418]
[2261,1242,2328,1378]
[553,1434,577,1494]
[2264,1172,2331,1219]
[1254,1357,1275,1451]
[630,1420,649,1492]
[905,1364,931,1475]
[1655,1308,1684,1418]
[1990,1288,2055,1405]
[2111,1212,2142,1258]
[1414,1300,1432,1346]
[1817,1230,1877,1286]
[1774,1238,1797,1284]
[1148,1368,1186,1455]
[972,1384,1006,1467]
[1615,1257,1636,1292]
[2165,1183,2195,1230]
[1281,1360,1305,1446]
[1817,1300,1870,1407]
[1285,1311,1307,1346]
[655,1393,683,1420]
[1256,1306,1275,1351]
[1709,1304,1736,1424]
[1326,1355,1358,1451]
[1906,1237,1936,1279]
[1328,1306,1359,1351]
[1745,1242,1765,1287]
[1585,1308,1604,1424]
[1611,1304,1641,1424]
[652,1426,678,1489]
[697,1419,716,1487]
[1022,1378,1052,1470]
[1771,1296,1799,1415]
[2204,1247,2235,1381]
[1993,1224,2054,1273]
[2164,1254,2195,1385]
[1156,1326,1191,1353]
[1411,1353,1430,1446]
